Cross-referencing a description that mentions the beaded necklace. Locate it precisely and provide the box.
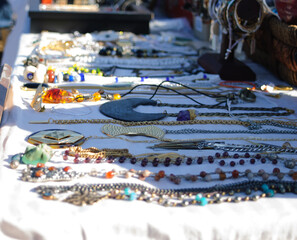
[21,163,297,184]
[64,147,297,170]
[33,180,297,207]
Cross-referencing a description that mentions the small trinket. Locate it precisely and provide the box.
[27,129,85,148]
[9,144,53,169]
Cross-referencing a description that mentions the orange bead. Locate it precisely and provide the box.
[35,170,44,177]
[42,194,55,200]
[93,92,102,101]
[154,175,160,181]
[157,170,165,178]
[63,166,71,172]
[105,171,115,179]
[232,170,239,178]
[219,172,226,181]
[48,166,56,171]
[292,172,297,180]
[75,94,84,102]
[113,93,121,100]
[36,163,45,168]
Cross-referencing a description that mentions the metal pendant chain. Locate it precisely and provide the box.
[158,103,294,117]
[30,118,297,130]
[150,141,297,153]
[166,128,297,135]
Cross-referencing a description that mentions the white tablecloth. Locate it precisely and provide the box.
[1,33,297,240]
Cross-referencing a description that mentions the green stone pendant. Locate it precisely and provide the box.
[21,144,53,165]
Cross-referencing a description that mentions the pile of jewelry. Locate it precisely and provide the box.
[14,29,297,209]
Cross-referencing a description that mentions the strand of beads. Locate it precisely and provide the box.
[25,162,297,184]
[63,149,296,170]
[42,88,121,104]
[32,180,297,207]
[101,168,297,185]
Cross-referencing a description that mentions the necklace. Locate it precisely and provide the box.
[64,146,296,170]
[29,118,297,130]
[21,164,297,184]
[149,141,297,153]
[32,180,296,206]
[100,124,297,141]
[31,85,121,112]
[99,97,294,122]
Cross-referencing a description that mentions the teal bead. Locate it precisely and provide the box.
[200,197,208,206]
[129,192,136,201]
[266,189,275,197]
[195,193,202,201]
[11,153,22,162]
[261,184,269,193]
[124,187,131,195]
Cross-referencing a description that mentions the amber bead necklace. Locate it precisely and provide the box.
[31,85,121,112]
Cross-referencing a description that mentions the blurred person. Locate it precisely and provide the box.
[0,0,14,62]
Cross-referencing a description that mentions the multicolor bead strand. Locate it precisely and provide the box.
[33,180,296,207]
[22,165,297,183]
[42,88,121,104]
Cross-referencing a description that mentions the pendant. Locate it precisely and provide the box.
[42,88,74,103]
[26,129,85,148]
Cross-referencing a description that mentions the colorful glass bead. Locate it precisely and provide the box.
[68,74,74,82]
[35,170,44,177]
[27,72,34,80]
[219,172,226,180]
[48,166,56,171]
[292,172,297,180]
[200,197,208,206]
[63,73,70,81]
[129,192,136,201]
[157,170,165,178]
[10,154,22,169]
[105,171,115,179]
[63,166,71,172]
[42,88,74,103]
[75,94,84,102]
[79,73,85,81]
[124,187,131,195]
[113,93,121,100]
[232,170,239,178]
[93,92,102,101]
[47,70,55,83]
[36,163,45,168]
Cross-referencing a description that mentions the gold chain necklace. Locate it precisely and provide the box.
[29,117,297,128]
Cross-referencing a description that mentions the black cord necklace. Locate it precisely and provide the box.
[100,81,294,122]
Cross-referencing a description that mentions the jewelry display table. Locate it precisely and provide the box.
[1,32,297,240]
